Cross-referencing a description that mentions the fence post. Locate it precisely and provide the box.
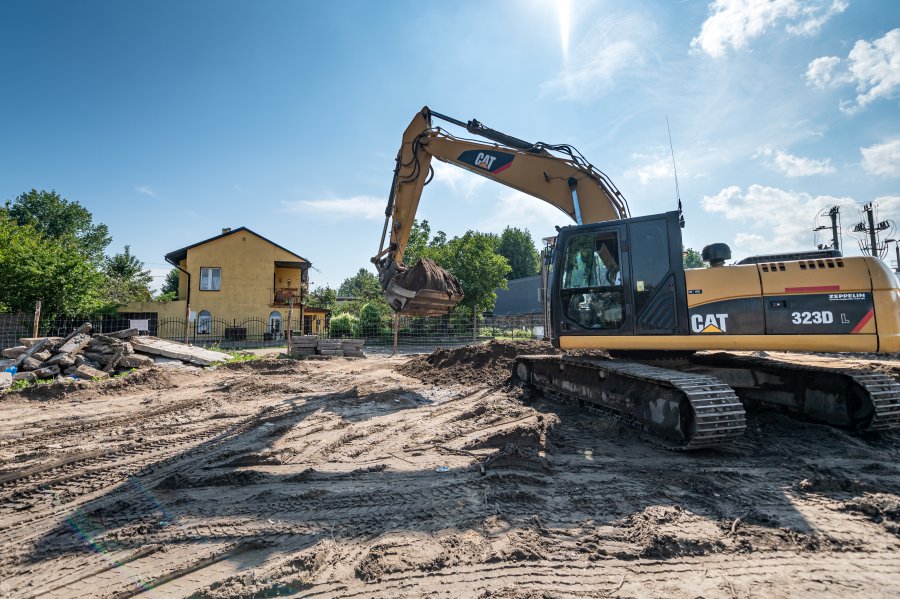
[393,313,399,355]
[33,300,41,337]
[184,302,190,344]
[287,298,294,354]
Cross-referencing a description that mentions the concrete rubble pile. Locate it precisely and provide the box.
[291,335,365,358]
[0,323,231,388]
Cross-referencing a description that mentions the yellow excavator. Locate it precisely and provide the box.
[373,106,900,449]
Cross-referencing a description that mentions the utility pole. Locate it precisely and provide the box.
[852,202,891,258]
[887,239,900,273]
[815,205,841,252]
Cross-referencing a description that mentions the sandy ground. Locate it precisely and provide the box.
[0,347,899,598]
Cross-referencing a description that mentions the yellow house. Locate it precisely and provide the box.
[120,227,329,342]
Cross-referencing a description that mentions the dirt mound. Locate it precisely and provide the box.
[399,340,560,387]
[10,366,178,401]
[623,505,725,559]
[394,258,464,297]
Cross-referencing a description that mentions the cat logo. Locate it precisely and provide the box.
[691,313,728,334]
[474,152,497,170]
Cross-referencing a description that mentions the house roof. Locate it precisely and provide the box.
[165,227,310,266]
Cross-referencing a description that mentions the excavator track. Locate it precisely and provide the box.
[513,354,746,450]
[688,352,900,432]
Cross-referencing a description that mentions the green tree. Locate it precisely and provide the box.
[4,189,111,264]
[161,268,180,295]
[308,285,337,312]
[435,230,510,316]
[338,268,383,301]
[102,245,153,306]
[0,214,105,319]
[403,219,449,265]
[683,247,705,269]
[498,226,540,279]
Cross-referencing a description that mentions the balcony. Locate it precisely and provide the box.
[272,288,300,307]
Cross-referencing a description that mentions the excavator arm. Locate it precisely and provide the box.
[373,106,630,315]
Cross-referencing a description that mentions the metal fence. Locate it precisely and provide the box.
[332,313,545,353]
[0,310,545,353]
[0,313,31,353]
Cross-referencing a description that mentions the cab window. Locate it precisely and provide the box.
[560,231,624,329]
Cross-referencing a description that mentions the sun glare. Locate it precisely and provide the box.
[556,0,571,60]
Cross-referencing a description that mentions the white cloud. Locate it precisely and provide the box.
[431,160,487,197]
[701,184,851,252]
[805,55,848,88]
[282,195,385,220]
[624,152,676,185]
[785,0,848,36]
[806,28,900,112]
[135,185,158,198]
[691,0,847,58]
[540,11,651,101]
[758,147,836,176]
[861,139,900,177]
[478,190,573,235]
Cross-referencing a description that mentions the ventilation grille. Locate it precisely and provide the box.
[798,258,844,270]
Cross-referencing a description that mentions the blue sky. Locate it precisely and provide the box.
[2,0,899,291]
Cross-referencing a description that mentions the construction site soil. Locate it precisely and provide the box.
[1,341,899,597]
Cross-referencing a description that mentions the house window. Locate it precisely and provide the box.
[199,268,221,291]
[269,311,282,334]
[198,310,211,335]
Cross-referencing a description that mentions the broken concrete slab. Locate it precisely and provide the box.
[12,371,36,384]
[119,354,154,368]
[73,365,109,380]
[33,365,60,379]
[59,323,92,345]
[14,339,48,367]
[104,347,124,373]
[57,334,91,356]
[19,357,43,371]
[132,338,230,366]
[2,346,27,359]
[19,337,62,348]
[107,328,140,339]
[44,353,76,369]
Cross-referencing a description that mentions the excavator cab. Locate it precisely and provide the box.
[550,211,689,343]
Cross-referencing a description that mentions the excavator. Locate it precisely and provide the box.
[372,106,900,449]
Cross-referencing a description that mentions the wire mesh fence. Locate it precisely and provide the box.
[0,310,546,353]
[0,313,32,353]
[330,313,545,354]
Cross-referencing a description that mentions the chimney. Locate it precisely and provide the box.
[222,227,231,234]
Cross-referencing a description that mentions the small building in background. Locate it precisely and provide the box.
[490,275,544,336]
[119,227,329,343]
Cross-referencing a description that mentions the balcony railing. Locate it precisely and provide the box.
[272,288,299,306]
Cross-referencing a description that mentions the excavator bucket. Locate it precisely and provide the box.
[382,258,464,317]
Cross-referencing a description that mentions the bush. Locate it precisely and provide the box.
[358,302,388,338]
[329,313,358,338]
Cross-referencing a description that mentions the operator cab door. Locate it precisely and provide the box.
[552,211,688,340]
[629,213,687,335]
[554,222,634,336]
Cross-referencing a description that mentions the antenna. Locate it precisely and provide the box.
[666,115,684,227]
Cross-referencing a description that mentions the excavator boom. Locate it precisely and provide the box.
[373,107,629,315]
